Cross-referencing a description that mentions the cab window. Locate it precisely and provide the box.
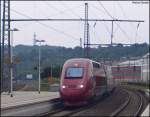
[65,67,83,78]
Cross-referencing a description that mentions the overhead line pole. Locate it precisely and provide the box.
[0,0,2,85]
[84,3,89,58]
[0,0,1,43]
[2,0,6,91]
[111,21,114,45]
[8,0,11,94]
[2,0,11,93]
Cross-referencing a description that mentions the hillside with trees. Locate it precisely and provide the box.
[13,43,149,80]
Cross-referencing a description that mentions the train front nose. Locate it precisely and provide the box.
[60,66,88,102]
[60,84,86,101]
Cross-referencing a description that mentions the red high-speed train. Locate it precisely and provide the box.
[60,58,114,106]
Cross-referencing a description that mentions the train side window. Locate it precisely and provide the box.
[133,66,136,71]
[92,62,100,69]
[117,65,120,71]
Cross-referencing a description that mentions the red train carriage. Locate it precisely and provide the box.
[60,58,113,106]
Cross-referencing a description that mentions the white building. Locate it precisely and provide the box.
[117,53,149,82]
[113,53,150,82]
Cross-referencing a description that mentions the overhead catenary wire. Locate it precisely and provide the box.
[44,2,62,13]
[60,2,82,19]
[91,3,121,38]
[98,1,133,44]
[90,5,116,44]
[9,3,144,45]
[91,11,112,42]
[91,2,126,44]
[117,1,141,43]
[43,1,82,19]
[11,8,79,41]
[98,1,116,20]
[112,2,121,39]
[117,1,136,30]
[90,3,106,15]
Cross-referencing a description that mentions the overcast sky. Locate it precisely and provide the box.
[2,1,149,47]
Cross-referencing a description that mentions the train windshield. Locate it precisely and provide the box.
[65,67,83,78]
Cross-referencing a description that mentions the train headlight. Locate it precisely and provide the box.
[62,85,66,89]
[79,85,84,88]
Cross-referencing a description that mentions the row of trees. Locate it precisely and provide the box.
[13,43,149,79]
[41,66,62,78]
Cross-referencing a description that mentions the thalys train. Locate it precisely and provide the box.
[60,58,115,106]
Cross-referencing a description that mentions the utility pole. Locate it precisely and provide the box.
[0,0,2,92]
[2,0,11,93]
[84,3,90,58]
[35,39,45,94]
[111,21,114,45]
[33,32,37,46]
[80,38,82,48]
[0,0,1,44]
[87,23,90,57]
[8,28,19,97]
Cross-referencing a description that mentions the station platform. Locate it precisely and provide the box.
[1,91,59,109]
[141,104,149,116]
[141,88,149,116]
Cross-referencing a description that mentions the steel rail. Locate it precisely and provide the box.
[1,98,62,116]
[42,88,146,116]
[48,104,95,116]
[134,91,143,116]
[110,88,144,117]
[38,106,66,116]
[110,89,131,116]
[45,103,93,116]
[45,92,112,116]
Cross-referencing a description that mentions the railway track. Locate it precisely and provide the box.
[43,90,114,116]
[110,88,145,116]
[72,87,129,116]
[42,87,148,116]
[110,89,131,116]
[1,98,62,116]
[134,91,143,116]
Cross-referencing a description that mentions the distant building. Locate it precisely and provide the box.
[111,53,149,83]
